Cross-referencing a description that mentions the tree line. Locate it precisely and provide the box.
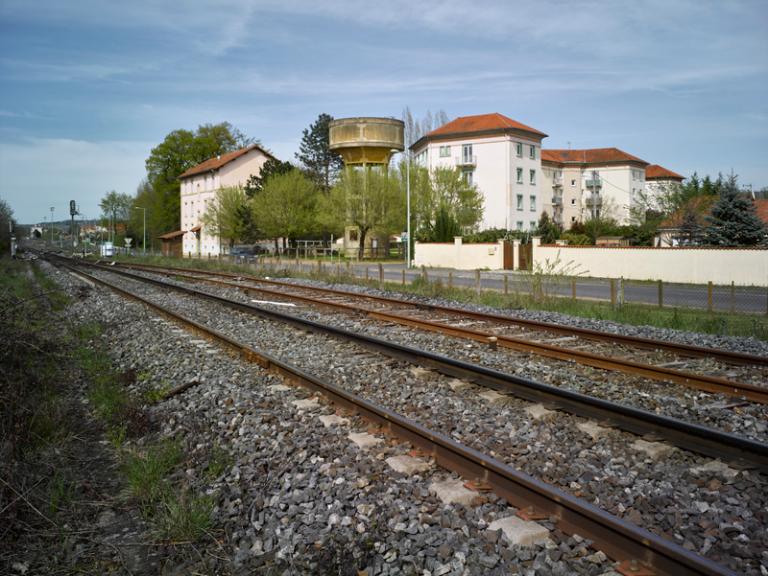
[99,112,486,257]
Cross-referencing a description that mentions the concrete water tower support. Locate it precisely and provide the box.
[329,117,405,259]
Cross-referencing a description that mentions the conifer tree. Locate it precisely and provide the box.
[295,113,343,193]
[703,175,766,246]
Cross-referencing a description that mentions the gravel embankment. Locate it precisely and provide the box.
[48,262,624,575]
[130,267,768,441]
[83,265,768,575]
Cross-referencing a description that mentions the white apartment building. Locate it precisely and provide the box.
[179,144,273,257]
[540,148,650,227]
[644,164,685,211]
[410,113,548,232]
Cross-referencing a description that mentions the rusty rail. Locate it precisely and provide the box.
[50,257,735,576]
[116,263,768,404]
[59,257,768,471]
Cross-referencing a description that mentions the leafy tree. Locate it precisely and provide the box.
[99,190,133,242]
[144,122,251,234]
[252,169,320,251]
[410,166,483,241]
[244,158,294,197]
[320,167,404,259]
[702,175,766,246]
[678,206,703,245]
[0,199,16,254]
[201,186,249,252]
[535,212,561,244]
[296,113,343,193]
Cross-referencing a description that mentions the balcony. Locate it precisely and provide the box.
[455,155,477,167]
[551,196,562,206]
[584,194,603,207]
[552,176,563,187]
[585,178,602,189]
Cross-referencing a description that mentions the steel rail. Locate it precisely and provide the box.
[116,265,768,404]
[62,257,768,471]
[51,257,735,576]
[113,261,768,367]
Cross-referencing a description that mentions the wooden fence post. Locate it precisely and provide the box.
[504,274,509,295]
[475,269,481,296]
[658,280,663,308]
[571,277,576,301]
[365,267,369,281]
[707,281,713,313]
[730,281,735,314]
[610,278,616,307]
[378,263,384,289]
[448,271,453,290]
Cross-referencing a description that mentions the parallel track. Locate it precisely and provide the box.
[49,256,736,576]
[55,256,768,471]
[116,261,768,404]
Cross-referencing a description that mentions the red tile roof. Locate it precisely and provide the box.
[646,164,684,181]
[658,196,716,229]
[541,148,648,166]
[755,199,768,225]
[412,113,547,149]
[158,229,187,239]
[179,144,274,179]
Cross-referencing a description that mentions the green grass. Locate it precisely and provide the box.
[204,444,232,481]
[155,490,214,541]
[122,439,183,508]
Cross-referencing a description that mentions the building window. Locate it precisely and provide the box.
[571,198,576,205]
[516,142,522,158]
[529,169,536,185]
[462,144,473,163]
[516,167,523,184]
[516,221,523,231]
[517,194,524,211]
[463,170,474,185]
[530,221,537,229]
[439,145,450,158]
[530,195,536,211]
[571,216,576,222]
[571,179,576,186]
[530,145,536,160]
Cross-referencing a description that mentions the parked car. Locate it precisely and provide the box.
[230,245,268,257]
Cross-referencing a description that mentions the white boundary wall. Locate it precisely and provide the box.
[415,237,510,270]
[532,238,768,286]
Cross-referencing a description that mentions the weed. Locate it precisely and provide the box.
[142,381,173,404]
[204,444,232,481]
[155,489,214,541]
[122,440,183,508]
[48,471,74,515]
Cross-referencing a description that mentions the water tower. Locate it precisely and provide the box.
[329,117,405,258]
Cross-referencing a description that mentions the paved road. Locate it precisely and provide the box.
[331,262,768,315]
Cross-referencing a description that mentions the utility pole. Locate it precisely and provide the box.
[70,200,78,249]
[49,206,54,245]
[134,206,146,255]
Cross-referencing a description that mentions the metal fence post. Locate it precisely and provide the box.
[475,269,481,296]
[610,278,616,307]
[707,281,713,313]
[658,280,663,308]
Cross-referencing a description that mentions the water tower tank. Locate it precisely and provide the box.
[329,117,404,165]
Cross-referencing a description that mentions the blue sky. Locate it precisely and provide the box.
[1,0,766,223]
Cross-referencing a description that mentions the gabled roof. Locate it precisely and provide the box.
[411,113,547,149]
[646,164,684,181]
[158,229,187,239]
[541,148,648,167]
[179,144,274,180]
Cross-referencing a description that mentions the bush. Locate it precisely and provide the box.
[560,233,591,245]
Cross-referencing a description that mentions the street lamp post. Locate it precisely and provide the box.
[134,206,146,255]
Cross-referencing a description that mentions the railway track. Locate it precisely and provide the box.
[51,255,768,470]
[47,254,743,576]
[113,260,768,404]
